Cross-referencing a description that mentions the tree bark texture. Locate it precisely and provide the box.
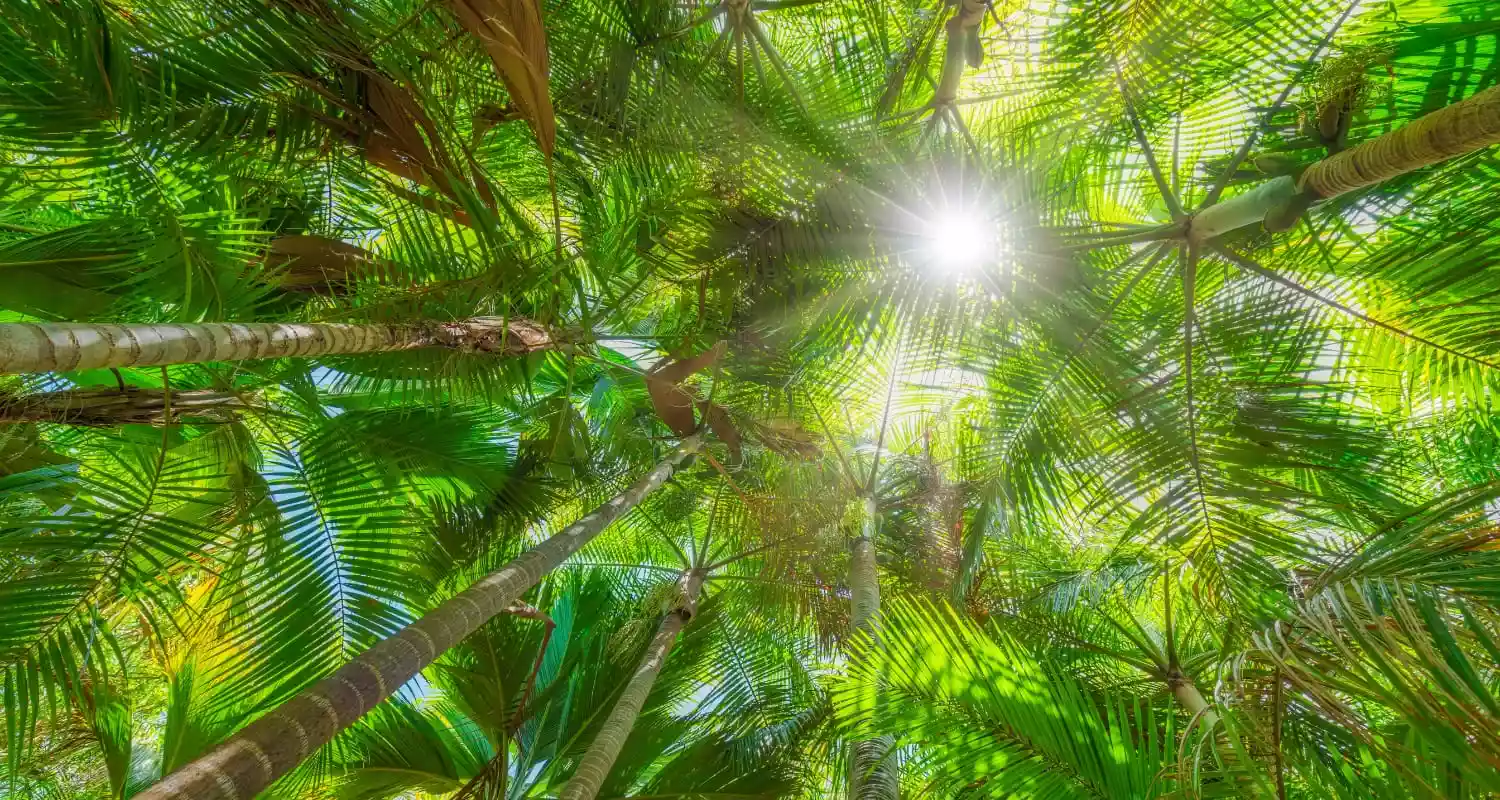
[0,319,554,374]
[0,388,245,425]
[1300,83,1500,198]
[1190,85,1500,241]
[850,496,881,635]
[136,433,704,800]
[557,569,706,800]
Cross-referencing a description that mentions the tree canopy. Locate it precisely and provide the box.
[5,0,1500,797]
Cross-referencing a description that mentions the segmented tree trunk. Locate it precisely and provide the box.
[0,319,553,375]
[558,569,706,800]
[848,495,897,800]
[137,433,704,800]
[1190,85,1500,241]
[1300,84,1500,198]
[0,388,245,425]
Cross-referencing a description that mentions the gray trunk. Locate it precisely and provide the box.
[136,434,704,800]
[1170,677,1219,726]
[850,496,881,634]
[558,569,706,800]
[848,496,896,800]
[0,319,554,375]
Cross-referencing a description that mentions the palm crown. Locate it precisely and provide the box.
[5,0,1500,797]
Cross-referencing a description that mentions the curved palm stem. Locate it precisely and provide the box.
[137,434,704,800]
[1115,67,1186,222]
[557,568,706,800]
[1179,244,1215,540]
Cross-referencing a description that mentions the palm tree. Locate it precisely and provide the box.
[0,319,557,374]
[12,0,1500,798]
[1191,83,1500,241]
[846,494,898,800]
[139,433,702,800]
[0,386,245,425]
[557,570,705,800]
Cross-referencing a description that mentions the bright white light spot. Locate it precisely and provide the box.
[920,210,995,274]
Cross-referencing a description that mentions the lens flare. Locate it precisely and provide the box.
[920,209,996,275]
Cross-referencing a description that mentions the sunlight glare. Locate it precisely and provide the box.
[921,210,995,274]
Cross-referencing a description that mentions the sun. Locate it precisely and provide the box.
[919,208,997,275]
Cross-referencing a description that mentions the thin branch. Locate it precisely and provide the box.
[745,15,807,108]
[1171,79,1183,197]
[987,608,1162,675]
[637,509,694,569]
[1273,669,1287,800]
[1180,244,1216,539]
[945,103,984,160]
[504,605,556,733]
[559,561,684,574]
[1163,564,1179,670]
[706,530,811,570]
[452,750,506,800]
[866,345,902,495]
[915,110,941,151]
[370,0,445,52]
[809,394,861,491]
[702,450,756,512]
[666,1,729,39]
[1061,223,1183,252]
[1091,600,1169,671]
[698,485,726,569]
[752,0,829,9]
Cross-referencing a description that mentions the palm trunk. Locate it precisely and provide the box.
[850,496,881,635]
[932,0,986,105]
[558,569,706,800]
[1301,84,1500,198]
[1167,671,1219,725]
[1190,85,1500,242]
[137,433,704,800]
[848,495,896,800]
[1171,680,1211,717]
[0,319,554,375]
[0,388,245,425]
